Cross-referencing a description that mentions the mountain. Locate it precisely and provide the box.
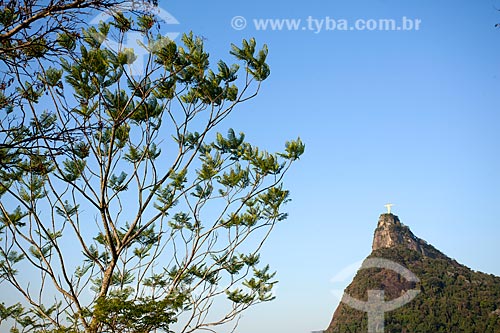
[324,213,500,333]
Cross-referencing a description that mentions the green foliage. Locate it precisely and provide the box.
[93,295,183,333]
[62,158,86,182]
[327,246,500,333]
[0,206,27,227]
[0,6,304,333]
[42,68,63,87]
[0,302,23,325]
[230,38,270,81]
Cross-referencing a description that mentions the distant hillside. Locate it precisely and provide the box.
[325,213,500,333]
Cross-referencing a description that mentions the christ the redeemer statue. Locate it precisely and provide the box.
[384,203,393,214]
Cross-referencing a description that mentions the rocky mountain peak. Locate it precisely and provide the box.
[372,213,404,250]
[372,213,443,258]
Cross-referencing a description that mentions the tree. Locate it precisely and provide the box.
[0,4,304,333]
[0,0,155,165]
[0,0,121,58]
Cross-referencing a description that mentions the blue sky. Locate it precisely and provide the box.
[2,1,496,333]
[149,0,500,332]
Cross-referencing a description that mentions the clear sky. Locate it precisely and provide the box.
[145,0,500,332]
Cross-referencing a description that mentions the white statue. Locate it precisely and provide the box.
[384,203,393,214]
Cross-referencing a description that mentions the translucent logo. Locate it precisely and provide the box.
[90,1,180,76]
[330,259,364,303]
[340,258,420,333]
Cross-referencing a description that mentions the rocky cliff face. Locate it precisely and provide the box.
[372,213,444,259]
[372,213,406,250]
